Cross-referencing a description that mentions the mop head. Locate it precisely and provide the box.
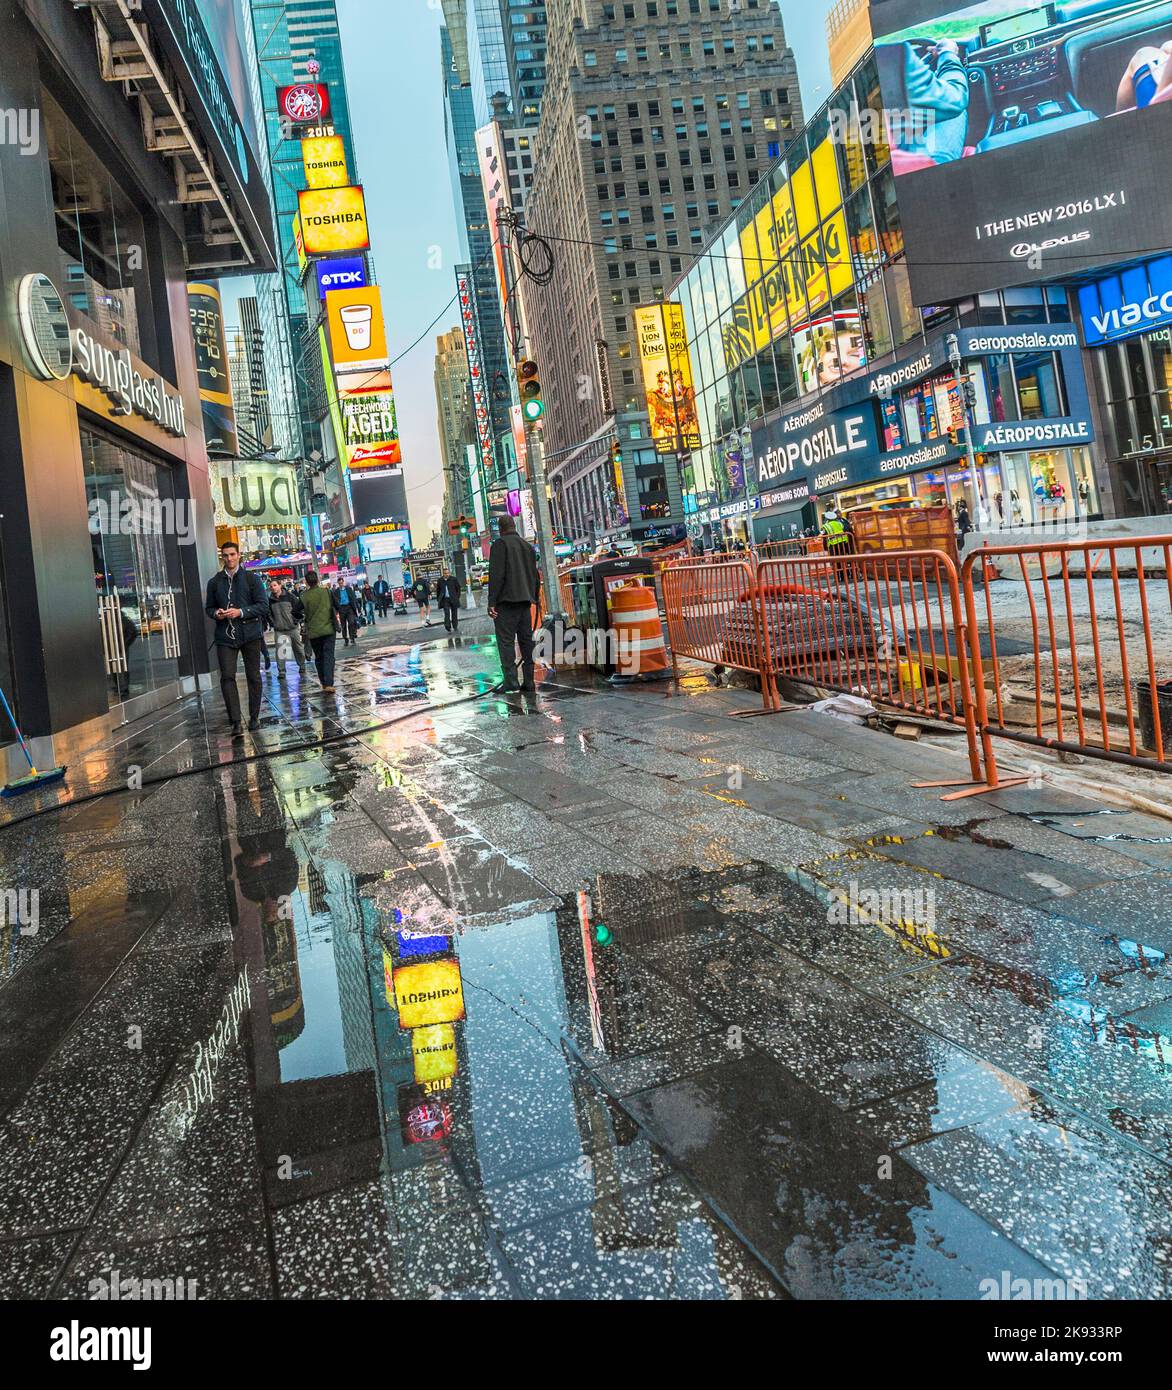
[2,765,67,797]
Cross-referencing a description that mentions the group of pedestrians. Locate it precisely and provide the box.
[205,545,401,736]
[207,534,536,736]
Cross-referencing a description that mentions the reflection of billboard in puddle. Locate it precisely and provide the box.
[392,957,466,1029]
[397,1083,452,1145]
[398,929,451,958]
[412,1023,458,1084]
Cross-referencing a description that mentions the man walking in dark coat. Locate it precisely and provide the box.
[487,517,541,692]
[436,566,462,631]
[205,541,270,736]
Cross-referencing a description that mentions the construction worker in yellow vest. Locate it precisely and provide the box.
[820,506,853,554]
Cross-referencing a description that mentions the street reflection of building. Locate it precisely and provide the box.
[263,913,305,1048]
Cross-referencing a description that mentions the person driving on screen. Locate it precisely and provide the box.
[897,38,971,164]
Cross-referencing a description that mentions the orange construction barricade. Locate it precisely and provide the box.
[610,582,669,677]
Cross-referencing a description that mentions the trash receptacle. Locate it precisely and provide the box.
[1137,678,1172,757]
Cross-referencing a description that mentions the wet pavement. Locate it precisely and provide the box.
[2,629,1171,1300]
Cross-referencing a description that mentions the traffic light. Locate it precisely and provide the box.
[609,439,624,470]
[447,514,474,537]
[962,378,978,410]
[517,358,544,421]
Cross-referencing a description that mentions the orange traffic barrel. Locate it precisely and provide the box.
[610,582,668,677]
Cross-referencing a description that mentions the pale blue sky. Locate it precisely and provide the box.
[335,0,836,537]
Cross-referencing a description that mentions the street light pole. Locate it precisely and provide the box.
[496,206,564,620]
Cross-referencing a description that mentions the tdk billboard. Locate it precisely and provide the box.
[315,257,367,300]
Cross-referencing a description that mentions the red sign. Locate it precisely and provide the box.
[278,84,331,125]
[348,440,402,469]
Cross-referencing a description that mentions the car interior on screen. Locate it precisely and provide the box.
[877,0,1172,172]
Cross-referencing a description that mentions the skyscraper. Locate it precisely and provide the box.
[435,328,476,530]
[441,13,515,486]
[525,0,802,546]
[501,1,548,128]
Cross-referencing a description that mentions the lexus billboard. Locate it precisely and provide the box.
[873,0,1172,303]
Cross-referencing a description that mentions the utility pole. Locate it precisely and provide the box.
[946,332,987,527]
[496,206,564,620]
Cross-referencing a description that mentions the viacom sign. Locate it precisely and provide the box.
[750,400,879,492]
[1078,254,1172,348]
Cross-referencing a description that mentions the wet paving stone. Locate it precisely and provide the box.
[495,1173,786,1300]
[59,1225,274,1300]
[1,627,1169,1300]
[897,1097,1172,1299]
[0,1234,76,1299]
[625,1056,1053,1299]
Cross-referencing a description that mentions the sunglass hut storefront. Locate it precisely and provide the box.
[743,325,1100,539]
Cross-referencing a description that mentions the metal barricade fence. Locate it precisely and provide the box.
[962,537,1172,781]
[756,551,984,784]
[661,559,778,710]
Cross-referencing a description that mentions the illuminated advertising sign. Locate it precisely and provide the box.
[1078,254,1172,346]
[392,957,465,1030]
[412,1024,458,1085]
[456,265,497,482]
[212,460,300,528]
[297,185,369,255]
[748,399,880,493]
[341,378,400,471]
[301,133,348,189]
[727,137,853,372]
[292,213,307,275]
[187,282,237,454]
[277,82,331,125]
[873,0,1172,302]
[635,303,702,454]
[397,1084,452,1144]
[315,256,367,299]
[476,122,513,315]
[793,309,866,394]
[326,284,388,372]
[350,471,407,529]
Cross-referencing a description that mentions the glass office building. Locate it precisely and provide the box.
[674,51,1103,546]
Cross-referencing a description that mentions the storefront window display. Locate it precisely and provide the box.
[82,428,188,707]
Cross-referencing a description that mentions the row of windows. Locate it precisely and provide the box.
[587,92,765,119]
[606,172,734,197]
[602,0,765,19]
[585,31,776,67]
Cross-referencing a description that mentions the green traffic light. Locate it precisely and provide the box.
[522,398,544,421]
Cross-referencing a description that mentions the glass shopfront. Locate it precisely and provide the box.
[81,427,190,708]
[1093,326,1172,516]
